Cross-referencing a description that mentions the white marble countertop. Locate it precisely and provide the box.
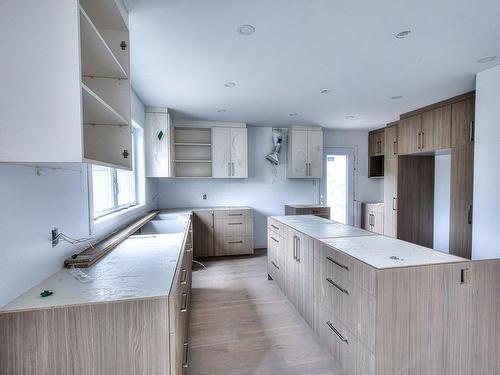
[321,235,468,269]
[1,228,189,313]
[285,204,330,208]
[273,215,375,239]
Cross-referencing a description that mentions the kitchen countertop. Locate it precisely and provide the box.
[273,215,375,239]
[285,204,330,208]
[273,215,468,269]
[1,215,191,313]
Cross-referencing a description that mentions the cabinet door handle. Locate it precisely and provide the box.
[227,240,243,244]
[231,162,235,176]
[393,140,398,155]
[421,131,425,149]
[271,261,280,270]
[228,222,243,225]
[392,197,397,211]
[305,162,309,176]
[326,278,349,295]
[417,132,421,149]
[228,213,243,216]
[293,236,297,260]
[180,268,188,284]
[326,256,349,271]
[180,292,188,312]
[469,121,475,143]
[326,321,348,344]
[182,342,189,368]
[271,236,279,243]
[468,205,473,225]
[296,237,300,262]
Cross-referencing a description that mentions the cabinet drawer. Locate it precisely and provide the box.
[214,217,253,238]
[214,208,252,219]
[314,257,376,352]
[315,242,376,296]
[267,232,284,285]
[214,236,254,256]
[268,217,285,237]
[314,300,375,375]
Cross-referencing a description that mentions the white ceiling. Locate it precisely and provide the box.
[124,0,500,129]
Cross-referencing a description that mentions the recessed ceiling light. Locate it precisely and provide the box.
[395,30,412,39]
[224,82,236,87]
[289,113,298,117]
[345,115,355,119]
[320,89,332,94]
[391,95,403,100]
[477,56,497,63]
[217,109,227,113]
[237,24,255,36]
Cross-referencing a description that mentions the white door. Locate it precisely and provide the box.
[307,130,323,177]
[211,127,231,178]
[290,130,308,177]
[320,147,355,225]
[230,128,248,178]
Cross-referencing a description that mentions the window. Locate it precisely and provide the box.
[91,124,145,219]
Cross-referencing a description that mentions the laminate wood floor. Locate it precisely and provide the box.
[187,250,344,375]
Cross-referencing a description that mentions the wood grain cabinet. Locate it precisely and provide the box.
[398,106,451,155]
[284,204,331,219]
[0,0,133,169]
[193,210,214,257]
[384,122,399,157]
[368,129,385,157]
[287,126,324,178]
[362,203,384,235]
[383,157,398,238]
[212,127,248,178]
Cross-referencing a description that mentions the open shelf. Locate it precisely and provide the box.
[368,155,384,178]
[80,6,128,79]
[174,142,211,146]
[174,160,211,163]
[172,126,212,177]
[82,83,128,125]
[80,0,128,32]
[174,161,212,178]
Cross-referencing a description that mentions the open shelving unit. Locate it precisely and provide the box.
[173,127,212,177]
[79,0,131,169]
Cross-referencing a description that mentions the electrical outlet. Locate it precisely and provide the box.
[203,193,207,200]
[52,228,59,247]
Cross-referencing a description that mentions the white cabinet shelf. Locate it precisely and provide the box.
[174,160,211,163]
[81,83,128,125]
[174,143,211,147]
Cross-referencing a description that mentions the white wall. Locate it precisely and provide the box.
[158,126,376,247]
[158,126,319,248]
[433,153,451,253]
[472,65,500,260]
[0,90,158,308]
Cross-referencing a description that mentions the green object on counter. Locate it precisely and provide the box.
[40,290,53,298]
[71,254,78,259]
[157,130,164,141]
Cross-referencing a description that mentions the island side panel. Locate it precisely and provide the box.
[469,259,500,375]
[0,297,170,375]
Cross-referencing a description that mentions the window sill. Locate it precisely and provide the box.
[91,204,147,234]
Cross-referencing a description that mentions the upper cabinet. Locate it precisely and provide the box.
[368,129,385,157]
[384,122,399,158]
[0,0,132,169]
[212,127,248,178]
[398,105,451,155]
[145,108,173,178]
[287,127,323,178]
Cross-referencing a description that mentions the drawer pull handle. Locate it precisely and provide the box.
[326,256,349,271]
[271,236,279,243]
[271,261,280,270]
[271,224,279,230]
[326,278,349,295]
[228,222,243,225]
[228,213,243,216]
[180,268,188,284]
[182,342,189,368]
[180,292,188,312]
[326,321,348,344]
[228,240,243,244]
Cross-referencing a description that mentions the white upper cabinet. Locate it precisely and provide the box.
[145,109,172,178]
[212,127,248,178]
[287,127,323,178]
[0,0,132,169]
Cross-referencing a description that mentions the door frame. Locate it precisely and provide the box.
[320,147,357,226]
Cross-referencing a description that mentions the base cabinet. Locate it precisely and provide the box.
[267,218,500,375]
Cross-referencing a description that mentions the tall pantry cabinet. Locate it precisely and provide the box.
[383,123,398,238]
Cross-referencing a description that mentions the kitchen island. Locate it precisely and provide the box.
[268,215,500,375]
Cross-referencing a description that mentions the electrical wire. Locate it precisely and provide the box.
[55,232,94,250]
